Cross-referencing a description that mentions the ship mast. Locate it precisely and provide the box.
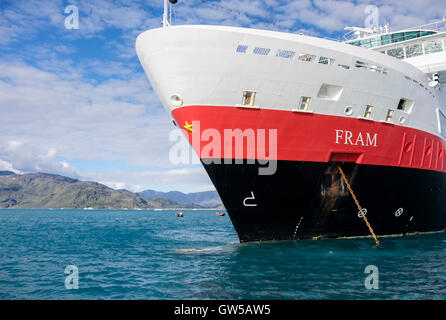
[163,0,169,27]
[163,0,178,27]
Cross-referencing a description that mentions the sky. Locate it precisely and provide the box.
[0,0,445,193]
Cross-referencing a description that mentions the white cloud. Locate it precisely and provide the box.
[0,60,177,167]
[0,141,77,177]
[84,167,215,193]
[0,159,22,174]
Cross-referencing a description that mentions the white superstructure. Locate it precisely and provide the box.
[137,20,446,139]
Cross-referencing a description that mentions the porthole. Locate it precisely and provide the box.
[169,94,183,107]
[344,106,353,116]
[399,116,406,124]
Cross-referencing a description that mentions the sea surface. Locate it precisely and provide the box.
[0,209,445,300]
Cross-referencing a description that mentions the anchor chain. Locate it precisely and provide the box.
[337,164,380,246]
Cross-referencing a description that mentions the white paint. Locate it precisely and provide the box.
[243,191,257,207]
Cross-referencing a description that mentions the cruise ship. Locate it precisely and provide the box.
[136,0,446,242]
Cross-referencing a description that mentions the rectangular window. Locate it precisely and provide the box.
[370,36,381,47]
[424,39,443,54]
[392,32,405,43]
[317,84,344,100]
[439,110,446,139]
[405,43,423,58]
[387,47,405,59]
[397,98,414,113]
[299,96,312,110]
[236,45,248,53]
[385,109,394,123]
[355,60,368,69]
[359,38,371,48]
[276,50,295,59]
[318,56,335,65]
[337,64,350,69]
[242,91,256,106]
[405,31,420,40]
[364,105,373,119]
[381,34,392,45]
[368,64,381,73]
[253,47,270,55]
[298,54,316,62]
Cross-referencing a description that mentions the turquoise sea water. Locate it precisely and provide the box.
[0,209,445,299]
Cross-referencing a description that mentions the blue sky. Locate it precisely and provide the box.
[1,0,445,192]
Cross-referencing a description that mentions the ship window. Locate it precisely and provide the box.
[298,54,316,62]
[364,105,373,119]
[368,64,381,73]
[359,38,371,48]
[318,56,335,65]
[405,43,423,58]
[242,91,256,106]
[397,98,414,113]
[439,110,446,138]
[421,31,436,37]
[348,41,361,47]
[276,49,295,59]
[236,45,248,53]
[355,60,368,69]
[392,32,405,43]
[253,47,270,55]
[370,36,381,47]
[337,64,350,69]
[299,96,312,110]
[381,34,392,45]
[424,39,443,54]
[385,109,394,122]
[405,31,420,40]
[317,84,344,100]
[387,47,404,59]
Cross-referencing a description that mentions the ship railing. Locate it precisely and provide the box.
[343,17,446,42]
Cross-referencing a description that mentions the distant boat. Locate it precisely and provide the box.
[216,212,225,216]
[83,207,94,210]
[176,212,183,217]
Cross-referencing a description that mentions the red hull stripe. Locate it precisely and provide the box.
[171,105,446,173]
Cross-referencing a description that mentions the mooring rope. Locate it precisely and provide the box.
[337,164,380,246]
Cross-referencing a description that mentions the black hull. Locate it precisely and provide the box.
[202,159,446,242]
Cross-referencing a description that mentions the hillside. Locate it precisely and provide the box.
[0,172,182,209]
[139,189,222,207]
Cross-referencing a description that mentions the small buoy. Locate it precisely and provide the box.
[176,212,183,217]
[216,212,225,216]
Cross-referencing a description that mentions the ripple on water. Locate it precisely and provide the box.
[0,209,445,299]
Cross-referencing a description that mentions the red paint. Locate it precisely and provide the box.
[171,105,446,173]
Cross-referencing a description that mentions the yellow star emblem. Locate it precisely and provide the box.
[183,121,193,132]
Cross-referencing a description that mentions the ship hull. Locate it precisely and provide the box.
[169,104,446,242]
[203,159,446,242]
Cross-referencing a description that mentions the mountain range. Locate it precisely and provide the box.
[138,189,222,207]
[0,171,222,209]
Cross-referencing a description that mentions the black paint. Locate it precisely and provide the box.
[202,159,446,242]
